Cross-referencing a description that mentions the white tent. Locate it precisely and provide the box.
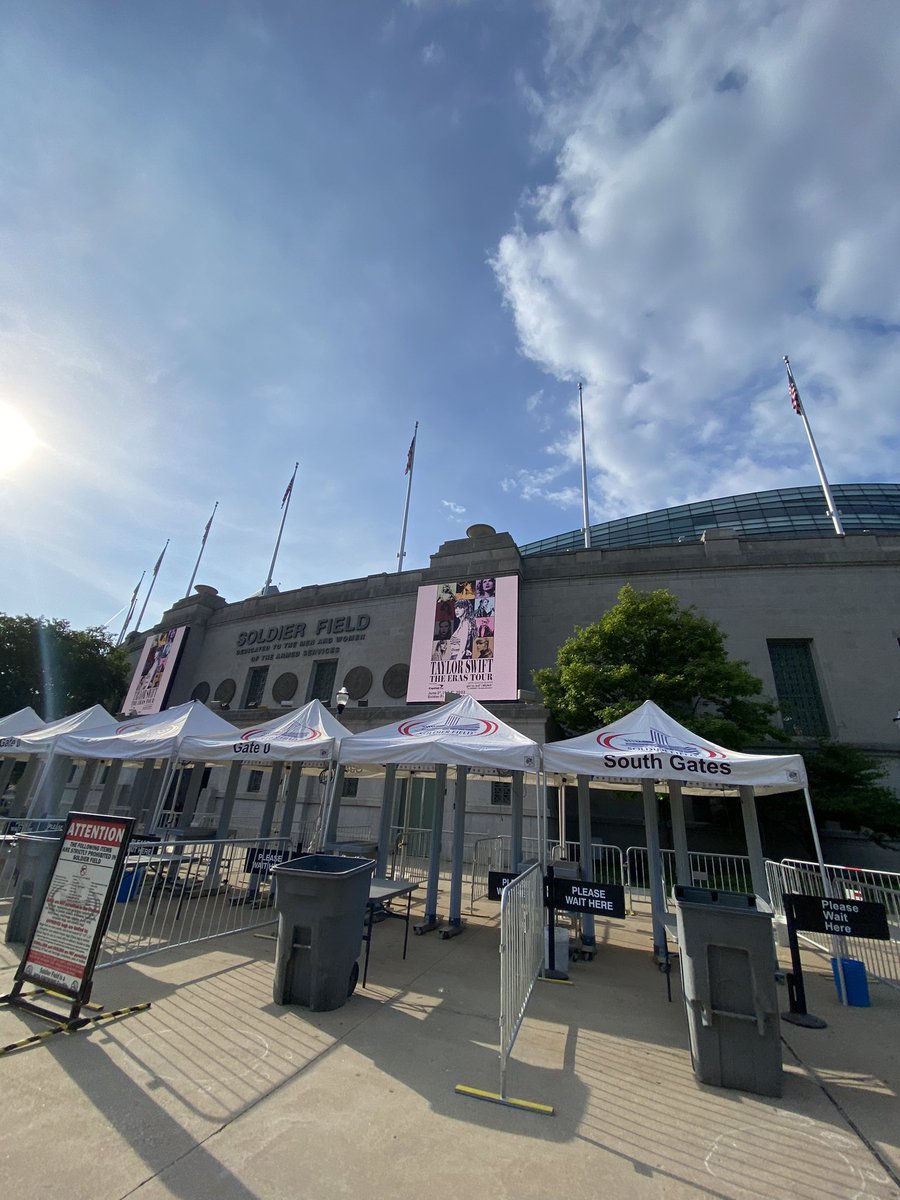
[543,701,820,958]
[54,700,239,761]
[0,704,118,820]
[542,701,807,793]
[176,700,350,845]
[178,699,345,765]
[338,695,541,935]
[0,707,46,739]
[49,701,239,833]
[2,704,116,756]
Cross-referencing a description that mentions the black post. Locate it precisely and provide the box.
[781,894,827,1029]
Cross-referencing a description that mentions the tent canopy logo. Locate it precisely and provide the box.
[241,722,321,742]
[399,714,499,738]
[597,727,725,759]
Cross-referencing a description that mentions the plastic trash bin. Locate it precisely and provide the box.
[5,834,62,945]
[674,885,782,1097]
[271,853,375,1011]
[117,865,145,902]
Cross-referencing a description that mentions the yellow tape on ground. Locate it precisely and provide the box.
[454,1084,554,1116]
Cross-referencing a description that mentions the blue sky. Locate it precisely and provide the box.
[1,0,899,635]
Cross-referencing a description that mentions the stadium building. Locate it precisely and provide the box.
[112,482,900,854]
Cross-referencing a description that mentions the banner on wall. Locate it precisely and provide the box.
[122,626,189,715]
[407,575,518,702]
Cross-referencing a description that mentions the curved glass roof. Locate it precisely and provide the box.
[517,483,900,557]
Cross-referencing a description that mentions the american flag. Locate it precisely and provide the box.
[784,357,804,416]
[281,465,298,508]
[405,430,417,475]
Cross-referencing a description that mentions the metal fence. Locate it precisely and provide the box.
[499,863,545,1102]
[625,845,754,910]
[470,836,504,911]
[766,857,900,991]
[95,835,291,968]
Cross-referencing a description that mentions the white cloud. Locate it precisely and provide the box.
[422,41,445,65]
[495,0,900,517]
[441,499,466,515]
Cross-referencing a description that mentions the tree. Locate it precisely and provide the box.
[0,614,132,720]
[533,584,779,748]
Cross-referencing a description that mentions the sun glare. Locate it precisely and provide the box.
[0,403,39,476]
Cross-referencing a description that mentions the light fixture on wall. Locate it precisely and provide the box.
[335,686,350,714]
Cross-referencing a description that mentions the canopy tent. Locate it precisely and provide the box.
[54,700,239,761]
[0,707,46,739]
[337,695,541,935]
[176,699,351,845]
[0,704,118,820]
[47,701,239,832]
[178,699,346,765]
[543,701,821,958]
[2,704,116,756]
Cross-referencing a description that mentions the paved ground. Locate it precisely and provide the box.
[1,897,898,1200]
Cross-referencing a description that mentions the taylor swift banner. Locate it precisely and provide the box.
[407,575,518,702]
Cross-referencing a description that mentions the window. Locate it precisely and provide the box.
[243,666,269,709]
[308,660,338,704]
[342,777,359,798]
[247,770,264,793]
[767,639,829,737]
[491,781,512,806]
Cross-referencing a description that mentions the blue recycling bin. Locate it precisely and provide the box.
[831,957,870,1006]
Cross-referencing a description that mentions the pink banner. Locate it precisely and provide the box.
[407,575,518,702]
[122,626,188,715]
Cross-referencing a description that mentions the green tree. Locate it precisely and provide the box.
[0,614,132,720]
[533,584,778,747]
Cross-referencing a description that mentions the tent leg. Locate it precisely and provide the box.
[739,785,770,903]
[576,775,596,953]
[668,782,691,887]
[415,764,446,935]
[510,771,523,873]
[442,767,467,938]
[641,780,668,962]
[375,765,397,876]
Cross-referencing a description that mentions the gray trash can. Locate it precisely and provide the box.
[674,885,782,1097]
[271,853,375,1011]
[5,834,62,945]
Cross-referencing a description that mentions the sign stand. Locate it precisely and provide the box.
[780,891,889,1028]
[780,893,827,1029]
[0,812,151,1053]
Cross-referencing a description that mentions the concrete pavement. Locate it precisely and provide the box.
[1,897,898,1200]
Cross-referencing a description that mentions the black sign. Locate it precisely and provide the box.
[551,878,626,918]
[244,847,292,876]
[785,893,890,940]
[487,870,521,901]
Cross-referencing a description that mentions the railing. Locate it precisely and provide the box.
[470,837,504,911]
[625,846,754,910]
[766,858,900,991]
[498,864,545,1101]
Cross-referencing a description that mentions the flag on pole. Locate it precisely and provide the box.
[784,357,804,416]
[151,542,167,577]
[281,472,295,508]
[405,431,417,475]
[201,503,217,543]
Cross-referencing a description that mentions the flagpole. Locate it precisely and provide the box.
[784,357,845,537]
[185,501,218,598]
[264,463,298,593]
[134,540,169,633]
[116,570,145,645]
[397,422,418,573]
[578,383,591,549]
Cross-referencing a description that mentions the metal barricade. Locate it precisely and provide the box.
[95,835,290,968]
[499,863,545,1101]
[469,836,503,911]
[767,858,900,991]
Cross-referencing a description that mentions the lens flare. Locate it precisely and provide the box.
[0,403,38,475]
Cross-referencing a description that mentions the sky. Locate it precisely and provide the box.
[1,0,899,635]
